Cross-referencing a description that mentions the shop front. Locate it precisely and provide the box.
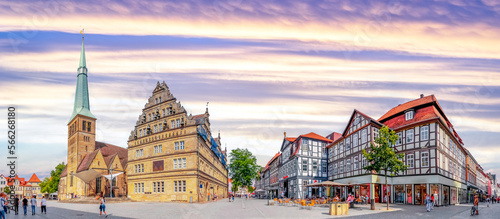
[414,184,427,205]
[443,186,450,206]
[394,185,405,204]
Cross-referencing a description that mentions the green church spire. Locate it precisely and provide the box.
[69,36,96,123]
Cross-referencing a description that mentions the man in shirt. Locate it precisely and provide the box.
[41,196,47,214]
[30,195,37,215]
[22,196,28,215]
[13,195,19,215]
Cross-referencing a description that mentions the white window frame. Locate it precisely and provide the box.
[405,110,414,120]
[361,129,367,143]
[353,133,358,147]
[406,129,414,143]
[354,157,359,170]
[180,141,185,150]
[421,126,429,141]
[421,152,429,167]
[174,159,178,169]
[407,154,414,168]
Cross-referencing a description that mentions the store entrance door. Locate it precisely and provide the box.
[414,184,427,205]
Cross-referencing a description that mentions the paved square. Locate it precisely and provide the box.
[2,199,499,218]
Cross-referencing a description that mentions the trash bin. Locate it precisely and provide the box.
[341,203,349,215]
[336,203,343,215]
[329,203,336,215]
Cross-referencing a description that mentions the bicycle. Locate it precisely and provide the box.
[471,205,478,216]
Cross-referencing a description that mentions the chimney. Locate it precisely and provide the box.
[420,94,424,98]
[284,132,286,138]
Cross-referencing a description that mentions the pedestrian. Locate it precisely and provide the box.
[0,193,6,219]
[433,192,438,207]
[22,196,28,215]
[431,194,434,210]
[99,196,107,217]
[229,194,231,202]
[425,194,432,212]
[30,195,37,215]
[232,193,234,202]
[14,195,19,215]
[474,195,479,215]
[41,196,47,214]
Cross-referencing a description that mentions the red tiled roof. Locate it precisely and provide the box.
[266,152,281,167]
[382,105,444,130]
[379,95,438,122]
[299,132,334,143]
[285,137,297,142]
[28,173,41,183]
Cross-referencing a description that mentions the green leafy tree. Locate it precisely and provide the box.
[362,126,407,211]
[40,162,66,194]
[229,148,259,193]
[3,186,11,194]
[247,186,254,193]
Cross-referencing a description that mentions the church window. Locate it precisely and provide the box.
[82,121,86,131]
[87,122,91,132]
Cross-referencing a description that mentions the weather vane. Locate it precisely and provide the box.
[80,28,84,36]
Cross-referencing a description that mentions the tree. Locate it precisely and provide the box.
[229,148,259,193]
[40,162,66,194]
[362,126,407,211]
[247,186,254,193]
[3,186,10,194]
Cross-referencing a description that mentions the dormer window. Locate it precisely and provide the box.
[405,110,414,120]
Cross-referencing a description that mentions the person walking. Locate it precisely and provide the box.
[0,193,6,219]
[30,195,37,215]
[425,194,432,212]
[22,196,28,215]
[474,195,479,215]
[431,194,434,210]
[99,196,107,217]
[13,195,19,215]
[232,193,234,202]
[40,196,47,214]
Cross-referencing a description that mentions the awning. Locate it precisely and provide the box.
[254,189,265,192]
[74,169,102,183]
[306,181,348,187]
[103,172,123,180]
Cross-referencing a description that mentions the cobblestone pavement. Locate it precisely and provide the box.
[2,199,499,218]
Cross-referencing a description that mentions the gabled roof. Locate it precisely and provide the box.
[266,152,281,167]
[77,150,100,172]
[378,95,463,145]
[299,132,334,143]
[28,173,41,183]
[382,105,445,130]
[285,137,297,142]
[342,109,383,136]
[95,141,128,168]
[379,95,441,122]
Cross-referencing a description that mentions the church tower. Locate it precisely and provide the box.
[66,36,97,195]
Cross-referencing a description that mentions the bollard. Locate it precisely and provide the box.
[371,199,375,210]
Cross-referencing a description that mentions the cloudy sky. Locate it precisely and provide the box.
[0,0,499,180]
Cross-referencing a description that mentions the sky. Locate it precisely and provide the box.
[0,0,499,180]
